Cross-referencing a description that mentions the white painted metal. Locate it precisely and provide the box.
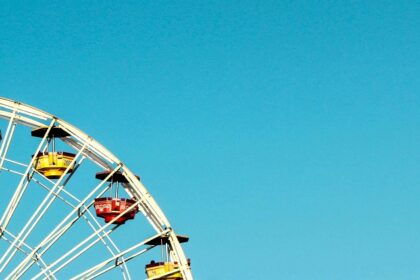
[0,229,53,279]
[10,167,123,277]
[71,231,167,280]
[0,119,55,242]
[0,97,192,279]
[0,146,88,273]
[0,110,17,171]
[32,200,143,279]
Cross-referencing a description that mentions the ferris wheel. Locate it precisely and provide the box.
[0,97,193,279]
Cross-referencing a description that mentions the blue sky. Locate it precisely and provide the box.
[1,1,420,279]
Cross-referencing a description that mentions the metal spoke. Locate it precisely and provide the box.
[71,231,167,280]
[0,142,88,272]
[0,229,54,279]
[0,110,17,171]
[9,165,122,278]
[32,199,142,279]
[0,98,193,279]
[0,119,54,244]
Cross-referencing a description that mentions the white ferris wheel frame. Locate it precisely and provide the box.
[0,97,193,280]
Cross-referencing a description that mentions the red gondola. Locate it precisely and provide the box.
[94,197,137,224]
[93,170,139,224]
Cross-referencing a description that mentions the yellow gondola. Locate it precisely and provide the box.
[145,261,185,279]
[31,126,75,179]
[33,151,75,179]
[145,235,191,280]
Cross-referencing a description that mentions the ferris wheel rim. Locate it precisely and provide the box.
[0,97,193,279]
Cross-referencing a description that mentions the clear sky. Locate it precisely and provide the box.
[1,1,420,279]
